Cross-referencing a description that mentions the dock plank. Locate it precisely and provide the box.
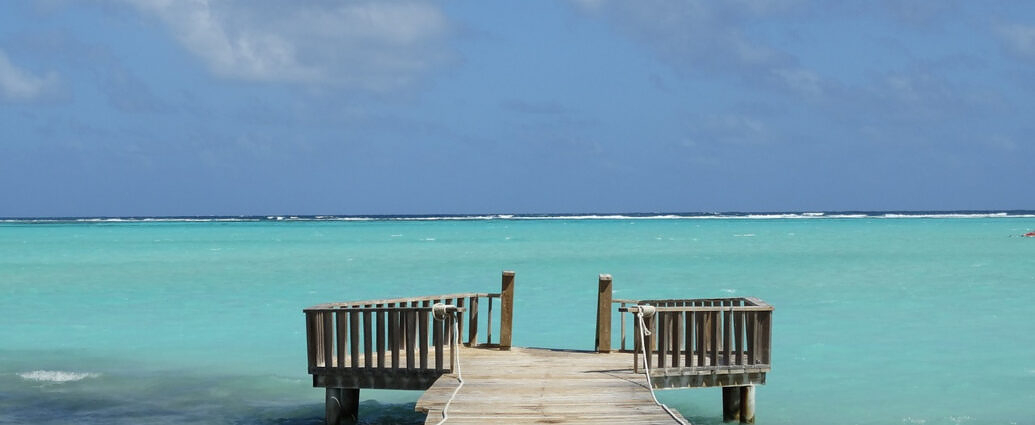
[416,346,689,424]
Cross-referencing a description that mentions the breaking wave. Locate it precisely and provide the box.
[18,370,100,383]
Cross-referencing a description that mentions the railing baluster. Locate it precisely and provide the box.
[350,310,360,369]
[319,312,331,369]
[633,307,642,373]
[363,306,372,369]
[762,311,772,365]
[723,303,732,366]
[468,296,479,347]
[336,310,347,369]
[444,298,454,348]
[710,310,720,367]
[672,310,682,367]
[620,302,627,351]
[696,305,706,367]
[735,309,745,366]
[406,309,416,370]
[448,313,456,372]
[487,296,493,345]
[657,311,667,368]
[456,297,465,345]
[746,311,756,366]
[684,310,693,368]
[645,312,655,371]
[390,306,400,370]
[305,311,317,372]
[420,301,429,369]
[434,308,444,371]
[377,305,386,368]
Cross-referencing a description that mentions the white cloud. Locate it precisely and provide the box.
[997,24,1035,60]
[123,0,452,89]
[773,67,824,97]
[0,49,58,101]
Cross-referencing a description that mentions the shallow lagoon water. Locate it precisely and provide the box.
[2,217,1034,424]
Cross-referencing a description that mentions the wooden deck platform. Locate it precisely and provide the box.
[304,272,772,424]
[417,346,687,424]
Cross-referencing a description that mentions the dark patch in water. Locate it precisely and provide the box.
[232,401,424,425]
[0,369,425,425]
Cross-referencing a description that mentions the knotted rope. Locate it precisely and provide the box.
[432,303,463,425]
[635,305,689,425]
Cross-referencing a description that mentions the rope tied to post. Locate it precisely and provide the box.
[432,303,463,425]
[634,304,689,425]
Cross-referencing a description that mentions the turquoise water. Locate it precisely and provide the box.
[2,217,1034,424]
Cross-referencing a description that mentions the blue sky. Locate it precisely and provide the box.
[1,1,1033,216]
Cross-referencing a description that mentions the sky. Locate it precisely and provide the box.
[1,1,1033,217]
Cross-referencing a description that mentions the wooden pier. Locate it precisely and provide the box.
[304,271,773,424]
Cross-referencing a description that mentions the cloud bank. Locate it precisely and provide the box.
[124,0,452,90]
[0,48,58,102]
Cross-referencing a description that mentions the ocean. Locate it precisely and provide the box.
[1,213,1033,424]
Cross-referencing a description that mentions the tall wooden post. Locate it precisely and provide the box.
[595,274,613,353]
[722,387,741,422]
[325,388,341,425]
[325,387,359,424]
[467,296,479,347]
[740,385,755,424]
[722,385,755,423]
[499,271,515,350]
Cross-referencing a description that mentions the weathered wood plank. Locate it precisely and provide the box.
[711,310,720,367]
[391,307,400,370]
[456,297,465,346]
[448,313,456,372]
[335,311,347,369]
[746,311,756,366]
[377,305,386,369]
[415,347,690,425]
[735,309,744,366]
[672,310,682,367]
[419,301,429,370]
[434,310,443,371]
[595,274,613,353]
[500,271,515,349]
[657,311,667,368]
[322,311,333,368]
[363,307,373,369]
[305,311,316,371]
[349,310,360,369]
[723,304,732,366]
[406,309,416,370]
[467,296,479,347]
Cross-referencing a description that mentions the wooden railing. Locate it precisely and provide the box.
[619,298,773,374]
[304,293,500,390]
[596,275,773,389]
[305,271,516,392]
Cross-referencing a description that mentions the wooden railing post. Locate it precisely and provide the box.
[595,274,613,353]
[500,270,515,350]
[467,296,479,347]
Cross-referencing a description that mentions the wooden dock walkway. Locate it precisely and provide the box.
[416,347,686,424]
[303,272,772,424]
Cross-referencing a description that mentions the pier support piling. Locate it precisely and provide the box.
[500,271,515,350]
[722,387,741,422]
[740,385,755,424]
[722,385,755,423]
[595,274,613,353]
[325,388,359,424]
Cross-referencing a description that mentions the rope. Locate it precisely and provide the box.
[433,309,463,425]
[636,310,689,425]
